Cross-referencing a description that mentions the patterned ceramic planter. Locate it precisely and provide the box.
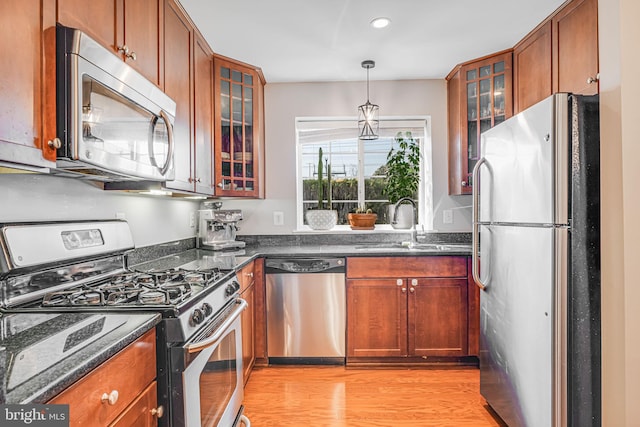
[305,209,338,230]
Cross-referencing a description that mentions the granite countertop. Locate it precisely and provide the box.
[0,311,160,404]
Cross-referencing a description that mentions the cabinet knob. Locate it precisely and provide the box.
[461,181,468,187]
[246,272,254,278]
[101,390,119,406]
[217,182,223,188]
[126,51,137,61]
[47,138,62,149]
[410,287,415,293]
[401,287,407,293]
[586,74,600,84]
[150,405,164,418]
[117,45,130,55]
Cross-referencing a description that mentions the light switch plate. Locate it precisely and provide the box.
[273,211,284,226]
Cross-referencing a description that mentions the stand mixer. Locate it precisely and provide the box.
[197,202,246,251]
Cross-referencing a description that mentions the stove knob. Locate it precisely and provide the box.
[225,284,236,297]
[190,308,205,326]
[201,303,213,316]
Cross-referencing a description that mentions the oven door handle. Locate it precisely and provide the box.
[186,298,247,354]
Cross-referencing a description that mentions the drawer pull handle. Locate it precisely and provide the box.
[151,405,164,418]
[101,390,119,406]
[246,272,254,278]
[396,279,403,286]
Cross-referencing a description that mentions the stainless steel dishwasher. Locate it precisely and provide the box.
[265,257,346,364]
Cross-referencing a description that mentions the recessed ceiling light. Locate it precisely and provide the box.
[370,17,391,29]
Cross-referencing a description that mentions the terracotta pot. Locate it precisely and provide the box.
[347,213,377,230]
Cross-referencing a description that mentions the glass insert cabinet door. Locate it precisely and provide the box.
[460,51,513,192]
[214,56,262,197]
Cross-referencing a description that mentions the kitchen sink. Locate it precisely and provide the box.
[354,242,471,252]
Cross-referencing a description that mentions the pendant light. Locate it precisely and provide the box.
[358,60,379,140]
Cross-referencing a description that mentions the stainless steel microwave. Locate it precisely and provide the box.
[53,24,176,182]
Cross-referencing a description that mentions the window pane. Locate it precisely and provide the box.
[296,119,430,229]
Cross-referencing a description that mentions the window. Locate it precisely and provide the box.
[296,117,433,231]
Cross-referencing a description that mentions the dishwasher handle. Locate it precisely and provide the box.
[265,258,346,274]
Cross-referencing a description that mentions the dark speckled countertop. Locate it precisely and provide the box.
[0,311,160,404]
[0,233,470,405]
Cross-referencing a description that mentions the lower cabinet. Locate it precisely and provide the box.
[49,329,161,427]
[238,260,257,384]
[346,256,474,363]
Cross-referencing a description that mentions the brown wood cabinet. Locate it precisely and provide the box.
[346,257,473,362]
[162,0,215,195]
[514,21,552,113]
[447,50,513,195]
[57,0,163,86]
[213,55,265,198]
[513,0,598,113]
[238,261,256,384]
[49,329,161,427]
[163,0,194,193]
[0,0,57,167]
[552,0,599,95]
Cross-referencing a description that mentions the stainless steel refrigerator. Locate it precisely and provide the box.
[472,93,600,427]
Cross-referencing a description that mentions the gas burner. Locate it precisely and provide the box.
[138,290,168,305]
[110,272,138,285]
[183,272,206,285]
[106,290,140,305]
[135,274,155,284]
[70,291,103,306]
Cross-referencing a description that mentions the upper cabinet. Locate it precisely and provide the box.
[448,0,599,193]
[514,21,552,113]
[447,51,513,195]
[213,56,265,198]
[0,0,57,169]
[513,0,598,113]
[162,0,214,196]
[57,0,163,87]
[552,0,599,95]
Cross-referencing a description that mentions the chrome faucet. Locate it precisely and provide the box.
[392,197,417,244]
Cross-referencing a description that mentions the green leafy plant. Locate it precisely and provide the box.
[384,131,421,204]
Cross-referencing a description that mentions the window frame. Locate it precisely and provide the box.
[295,116,433,232]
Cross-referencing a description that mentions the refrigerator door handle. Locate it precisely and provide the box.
[472,157,488,290]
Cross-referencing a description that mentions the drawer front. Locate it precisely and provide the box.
[50,329,156,427]
[347,256,468,279]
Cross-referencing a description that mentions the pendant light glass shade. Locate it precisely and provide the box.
[358,60,379,140]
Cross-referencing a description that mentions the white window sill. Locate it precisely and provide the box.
[294,225,417,234]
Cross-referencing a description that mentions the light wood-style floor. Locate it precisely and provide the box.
[243,366,506,427]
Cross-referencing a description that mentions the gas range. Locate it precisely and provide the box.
[0,220,250,426]
[0,221,241,341]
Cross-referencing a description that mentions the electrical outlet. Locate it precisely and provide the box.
[189,212,196,228]
[443,209,453,224]
[273,211,284,226]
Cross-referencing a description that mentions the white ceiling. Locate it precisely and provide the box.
[180,0,566,83]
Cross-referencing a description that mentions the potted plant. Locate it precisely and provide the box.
[305,147,338,230]
[347,206,377,230]
[384,131,421,229]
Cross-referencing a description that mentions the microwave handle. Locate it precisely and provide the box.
[149,110,175,176]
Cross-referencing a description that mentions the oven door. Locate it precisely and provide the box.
[177,298,248,427]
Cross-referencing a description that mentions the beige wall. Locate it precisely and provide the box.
[224,79,473,234]
[599,0,640,424]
